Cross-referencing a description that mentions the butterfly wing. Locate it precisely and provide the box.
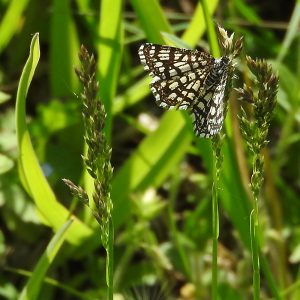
[150,69,208,110]
[139,43,214,80]
[138,43,214,111]
[139,43,229,137]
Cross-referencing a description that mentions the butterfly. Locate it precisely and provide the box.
[138,43,229,137]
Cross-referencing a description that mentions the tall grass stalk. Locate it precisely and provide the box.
[237,57,278,300]
[198,4,243,294]
[63,45,114,300]
[199,2,221,298]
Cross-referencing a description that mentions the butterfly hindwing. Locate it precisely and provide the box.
[150,69,209,110]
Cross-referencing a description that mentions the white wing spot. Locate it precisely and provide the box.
[169,69,178,76]
[180,76,187,84]
[169,92,177,100]
[169,81,179,90]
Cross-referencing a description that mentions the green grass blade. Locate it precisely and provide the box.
[233,0,261,23]
[161,32,193,49]
[18,219,74,300]
[6,267,98,300]
[130,0,172,43]
[112,77,150,115]
[276,1,300,63]
[112,111,191,228]
[0,0,30,54]
[181,0,219,47]
[15,33,93,245]
[50,0,80,96]
[200,0,220,57]
[75,0,98,37]
[98,0,124,136]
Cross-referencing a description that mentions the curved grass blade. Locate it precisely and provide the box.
[15,33,93,245]
[18,219,74,300]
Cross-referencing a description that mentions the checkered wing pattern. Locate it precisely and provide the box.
[138,43,229,137]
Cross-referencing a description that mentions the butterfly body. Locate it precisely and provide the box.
[138,43,229,137]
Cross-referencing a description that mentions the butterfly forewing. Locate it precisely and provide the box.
[138,43,229,137]
[139,43,214,80]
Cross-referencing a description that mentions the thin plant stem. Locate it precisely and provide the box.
[212,181,219,300]
[250,209,260,300]
[199,1,222,297]
[107,217,114,300]
[251,156,261,300]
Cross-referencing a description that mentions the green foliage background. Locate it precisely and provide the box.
[0,0,299,299]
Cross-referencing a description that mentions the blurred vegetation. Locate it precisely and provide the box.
[0,0,299,299]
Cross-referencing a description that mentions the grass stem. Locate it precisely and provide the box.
[212,181,219,300]
[107,217,114,300]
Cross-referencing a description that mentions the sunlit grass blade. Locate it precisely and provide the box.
[181,0,219,47]
[161,32,193,49]
[15,33,93,245]
[131,0,172,43]
[97,0,123,136]
[18,219,74,300]
[112,111,191,228]
[0,0,29,54]
[112,77,150,115]
[276,1,300,63]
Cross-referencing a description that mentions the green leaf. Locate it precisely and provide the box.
[50,0,80,96]
[112,77,150,115]
[233,0,261,24]
[112,111,192,227]
[276,1,300,63]
[130,0,172,43]
[18,219,73,300]
[161,32,193,49]
[15,33,94,245]
[0,0,30,53]
[97,0,124,135]
[181,0,219,47]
